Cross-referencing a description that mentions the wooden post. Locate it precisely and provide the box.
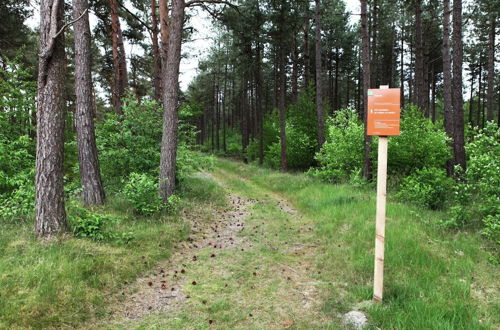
[373,135,388,302]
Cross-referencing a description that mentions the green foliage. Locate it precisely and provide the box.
[121,173,164,215]
[0,180,34,223]
[176,144,215,182]
[265,125,317,170]
[389,106,451,177]
[449,123,500,241]
[0,57,36,139]
[96,97,162,185]
[68,201,134,243]
[310,109,365,183]
[312,106,451,184]
[396,167,453,209]
[259,91,318,170]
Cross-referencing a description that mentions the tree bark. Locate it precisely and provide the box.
[109,0,128,114]
[452,0,466,170]
[291,35,299,103]
[469,67,475,127]
[415,0,425,111]
[486,15,496,122]
[255,41,264,165]
[442,0,454,175]
[159,0,185,200]
[35,0,67,237]
[151,0,162,100]
[223,61,228,153]
[361,0,372,181]
[303,13,311,89]
[73,0,105,205]
[278,4,287,171]
[315,0,325,147]
[477,61,482,127]
[400,24,405,109]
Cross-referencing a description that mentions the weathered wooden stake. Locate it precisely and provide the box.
[373,135,388,302]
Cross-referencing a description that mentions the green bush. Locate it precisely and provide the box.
[176,143,215,183]
[264,125,317,170]
[449,122,499,241]
[310,109,365,183]
[0,180,35,222]
[121,173,164,215]
[396,167,453,209]
[389,106,451,177]
[260,91,318,170]
[96,97,163,185]
[68,201,133,243]
[311,106,451,184]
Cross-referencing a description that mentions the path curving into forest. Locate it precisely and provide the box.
[104,168,332,328]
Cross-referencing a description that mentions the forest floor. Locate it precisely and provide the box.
[0,158,498,329]
[102,168,333,329]
[98,159,498,329]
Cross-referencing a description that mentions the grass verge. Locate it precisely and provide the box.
[0,174,225,329]
[215,158,499,329]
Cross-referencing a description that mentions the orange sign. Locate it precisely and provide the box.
[367,88,401,136]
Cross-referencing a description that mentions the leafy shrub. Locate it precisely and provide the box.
[68,201,133,243]
[310,109,365,182]
[0,181,35,222]
[260,91,318,170]
[96,97,162,185]
[121,173,164,215]
[264,125,317,170]
[176,143,215,183]
[449,123,500,241]
[396,167,453,209]
[389,106,451,177]
[0,58,36,139]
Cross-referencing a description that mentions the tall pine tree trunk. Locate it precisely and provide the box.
[291,35,299,103]
[486,15,496,122]
[151,0,162,100]
[442,0,454,175]
[452,0,466,170]
[35,0,67,237]
[477,61,483,127]
[303,13,311,89]
[361,0,372,181]
[315,0,325,147]
[159,0,185,200]
[110,0,128,114]
[255,41,264,165]
[415,0,425,111]
[73,0,105,205]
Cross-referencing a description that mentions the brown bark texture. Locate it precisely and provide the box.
[278,8,287,172]
[73,0,105,205]
[110,0,128,114]
[315,0,325,147]
[151,0,162,100]
[442,0,454,174]
[452,0,466,170]
[159,0,185,200]
[360,0,372,181]
[35,0,68,237]
[486,16,496,122]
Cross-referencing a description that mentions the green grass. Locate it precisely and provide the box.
[214,159,499,329]
[0,175,225,329]
[1,161,498,329]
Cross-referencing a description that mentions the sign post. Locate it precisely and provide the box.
[367,86,400,303]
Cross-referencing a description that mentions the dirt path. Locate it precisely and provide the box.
[106,170,331,328]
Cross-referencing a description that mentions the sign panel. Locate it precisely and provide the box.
[367,88,401,136]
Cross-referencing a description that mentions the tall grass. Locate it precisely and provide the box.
[216,159,499,329]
